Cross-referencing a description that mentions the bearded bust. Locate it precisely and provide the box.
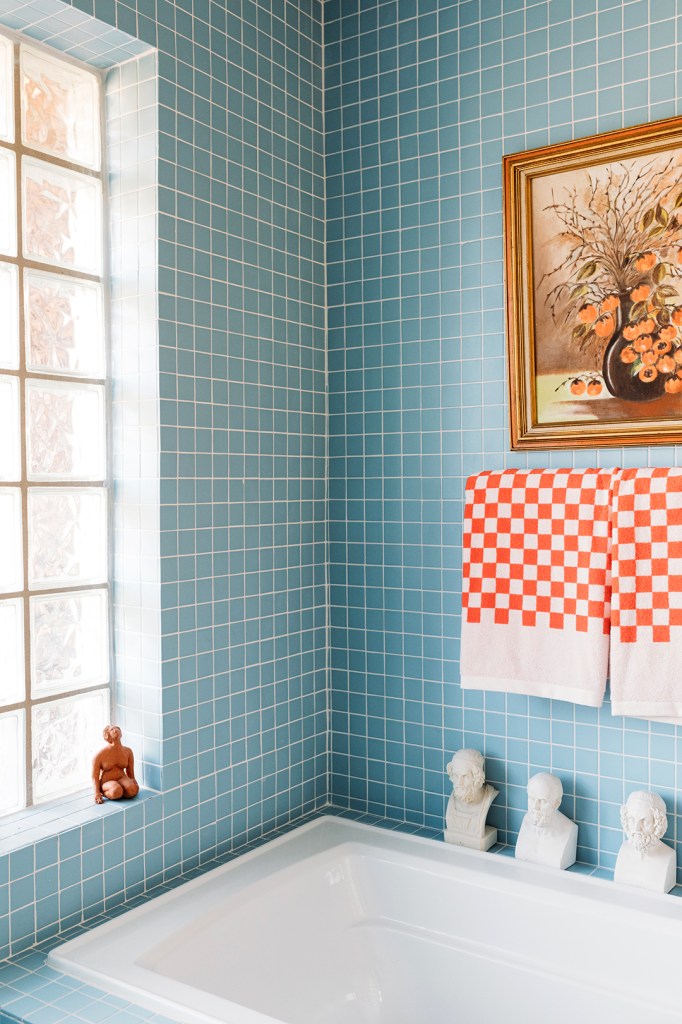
[515,772,577,870]
[614,791,676,894]
[444,749,498,850]
[527,772,564,831]
[620,791,667,853]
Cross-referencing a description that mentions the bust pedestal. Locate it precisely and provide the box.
[515,812,578,870]
[443,786,498,851]
[444,822,497,852]
[614,841,676,894]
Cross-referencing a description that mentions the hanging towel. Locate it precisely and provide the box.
[460,468,615,706]
[609,468,682,718]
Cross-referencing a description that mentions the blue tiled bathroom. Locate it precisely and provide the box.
[3,0,682,1021]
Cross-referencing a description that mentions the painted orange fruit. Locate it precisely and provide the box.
[639,317,656,334]
[633,335,653,352]
[600,294,620,313]
[641,349,658,365]
[635,252,657,272]
[620,346,638,364]
[578,304,597,323]
[623,325,640,341]
[594,315,614,338]
[586,379,603,396]
[657,355,675,374]
[630,284,651,303]
[639,365,658,382]
[658,325,677,343]
[569,378,586,395]
[672,307,682,325]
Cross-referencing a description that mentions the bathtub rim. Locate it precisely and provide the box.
[47,814,682,1024]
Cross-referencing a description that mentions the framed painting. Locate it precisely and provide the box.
[504,115,682,449]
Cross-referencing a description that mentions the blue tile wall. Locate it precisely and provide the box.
[153,0,328,858]
[0,0,328,961]
[326,0,682,875]
[6,0,682,976]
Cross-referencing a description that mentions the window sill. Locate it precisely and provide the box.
[0,788,160,854]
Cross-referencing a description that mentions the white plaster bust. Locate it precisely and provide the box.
[614,791,676,894]
[515,772,577,870]
[444,749,498,851]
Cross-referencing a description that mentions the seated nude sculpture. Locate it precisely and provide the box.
[614,791,676,894]
[515,772,578,870]
[92,725,139,804]
[444,748,498,851]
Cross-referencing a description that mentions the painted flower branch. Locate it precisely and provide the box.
[541,158,682,393]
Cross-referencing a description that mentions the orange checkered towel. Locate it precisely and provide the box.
[460,468,616,707]
[609,468,682,718]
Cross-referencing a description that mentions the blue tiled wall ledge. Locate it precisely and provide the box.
[0,790,160,856]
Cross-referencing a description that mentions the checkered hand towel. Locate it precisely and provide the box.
[609,468,682,718]
[460,469,616,706]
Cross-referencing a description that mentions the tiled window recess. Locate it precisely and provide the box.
[0,33,112,821]
[0,0,327,964]
[4,0,682,1013]
[107,48,162,799]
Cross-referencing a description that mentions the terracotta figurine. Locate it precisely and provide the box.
[92,725,139,804]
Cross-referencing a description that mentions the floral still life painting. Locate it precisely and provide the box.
[504,117,682,449]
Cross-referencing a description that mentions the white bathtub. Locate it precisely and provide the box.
[50,816,682,1024]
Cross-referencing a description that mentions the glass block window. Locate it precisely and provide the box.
[0,33,109,816]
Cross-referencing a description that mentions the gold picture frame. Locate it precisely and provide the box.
[504,115,682,449]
